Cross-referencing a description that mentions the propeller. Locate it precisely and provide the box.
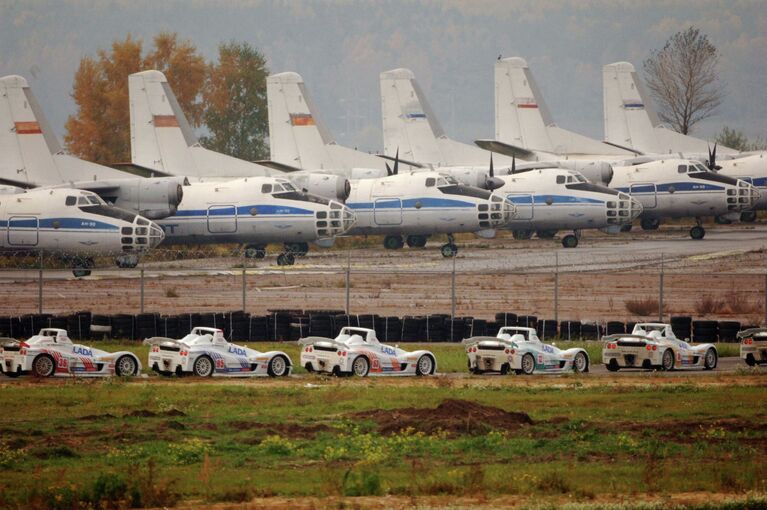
[508,154,516,175]
[393,148,399,175]
[485,154,504,190]
[385,163,393,176]
[707,143,722,171]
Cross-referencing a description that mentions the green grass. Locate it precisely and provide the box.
[1,377,766,507]
[97,340,741,375]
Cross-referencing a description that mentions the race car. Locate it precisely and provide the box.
[602,322,717,371]
[145,327,292,377]
[298,327,436,377]
[463,327,589,375]
[738,328,767,366]
[1,328,141,378]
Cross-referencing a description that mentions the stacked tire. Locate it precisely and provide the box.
[559,320,581,340]
[581,321,601,340]
[110,314,135,340]
[378,316,401,343]
[517,315,537,329]
[670,316,692,340]
[444,318,466,342]
[135,313,158,340]
[536,319,558,340]
[422,314,446,342]
[717,321,741,343]
[401,316,424,341]
[692,320,718,343]
[495,312,517,328]
[605,321,626,335]
[66,311,92,340]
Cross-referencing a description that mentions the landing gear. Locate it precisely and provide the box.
[690,224,705,240]
[640,218,660,230]
[741,211,757,223]
[562,234,578,248]
[441,234,458,258]
[244,244,266,259]
[115,253,139,268]
[406,235,428,248]
[285,242,309,256]
[620,224,633,233]
[383,235,404,250]
[512,230,534,240]
[72,257,94,278]
[276,252,296,266]
[536,230,557,239]
[714,215,732,225]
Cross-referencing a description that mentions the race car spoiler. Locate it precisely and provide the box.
[737,328,767,339]
[297,337,340,347]
[461,336,504,345]
[602,334,653,342]
[0,338,19,346]
[143,337,182,347]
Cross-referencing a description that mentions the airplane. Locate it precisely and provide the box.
[135,70,511,257]
[0,187,164,277]
[602,61,767,221]
[484,57,760,238]
[379,67,643,246]
[1,74,356,266]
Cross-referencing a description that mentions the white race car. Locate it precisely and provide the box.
[145,327,292,377]
[463,327,589,375]
[603,322,717,371]
[738,328,767,366]
[299,327,437,377]
[1,328,141,378]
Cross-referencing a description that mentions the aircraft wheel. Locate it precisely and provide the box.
[244,244,266,259]
[562,234,578,248]
[276,253,296,266]
[406,235,428,248]
[741,211,757,222]
[512,230,533,240]
[286,242,309,256]
[640,218,660,230]
[116,254,139,269]
[690,226,705,240]
[620,224,633,232]
[536,230,557,239]
[383,235,404,250]
[441,243,458,258]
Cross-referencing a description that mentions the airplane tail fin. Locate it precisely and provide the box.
[0,75,66,187]
[267,72,337,169]
[379,68,445,163]
[129,70,199,175]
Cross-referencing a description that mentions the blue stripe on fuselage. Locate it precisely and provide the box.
[506,195,604,205]
[347,197,476,210]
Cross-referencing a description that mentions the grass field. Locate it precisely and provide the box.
[92,340,742,375]
[1,373,766,509]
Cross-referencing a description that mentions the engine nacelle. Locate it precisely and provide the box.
[436,166,504,190]
[556,160,614,185]
[79,177,187,219]
[0,185,26,195]
[289,173,351,201]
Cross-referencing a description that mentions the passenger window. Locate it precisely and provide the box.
[556,175,566,184]
[677,165,687,173]
[65,196,76,206]
[425,178,436,187]
[261,184,272,193]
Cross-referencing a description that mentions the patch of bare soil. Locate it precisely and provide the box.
[228,420,329,439]
[349,398,533,436]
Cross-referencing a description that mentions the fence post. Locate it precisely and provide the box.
[763,273,766,326]
[450,252,456,341]
[38,249,43,314]
[242,268,247,311]
[140,268,145,314]
[658,253,664,322]
[554,251,559,324]
[345,251,351,314]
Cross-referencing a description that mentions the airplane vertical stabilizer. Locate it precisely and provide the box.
[602,62,736,155]
[129,70,270,179]
[495,58,630,157]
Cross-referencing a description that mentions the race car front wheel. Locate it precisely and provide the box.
[32,354,56,378]
[416,354,434,376]
[351,356,370,377]
[267,355,289,377]
[703,348,718,370]
[520,353,535,375]
[115,355,139,376]
[193,356,214,377]
[661,349,675,371]
[573,352,589,373]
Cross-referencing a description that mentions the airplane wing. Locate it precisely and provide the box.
[601,141,644,156]
[109,162,177,178]
[254,160,306,173]
[376,154,425,168]
[473,139,537,159]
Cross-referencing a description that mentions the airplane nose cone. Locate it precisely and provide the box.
[149,222,165,248]
[322,201,356,237]
[611,192,642,225]
[734,180,760,210]
[486,193,514,226]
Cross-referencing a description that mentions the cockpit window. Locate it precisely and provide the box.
[273,191,330,205]
[273,184,285,192]
[78,196,89,205]
[261,184,272,193]
[65,196,76,206]
[436,177,449,186]
[556,175,566,184]
[282,182,296,191]
[87,195,100,205]
[79,204,137,223]
[677,165,688,173]
[425,177,436,187]
[692,163,708,173]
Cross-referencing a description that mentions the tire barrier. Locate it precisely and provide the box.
[0,310,756,343]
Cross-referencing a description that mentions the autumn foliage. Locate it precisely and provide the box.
[65,33,206,164]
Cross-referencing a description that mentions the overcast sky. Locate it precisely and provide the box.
[1,0,764,153]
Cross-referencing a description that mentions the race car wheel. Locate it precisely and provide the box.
[415,354,434,376]
[351,356,370,377]
[3,368,21,378]
[661,349,675,371]
[267,355,289,377]
[192,355,215,377]
[573,352,589,373]
[520,353,535,375]
[745,354,756,367]
[606,359,620,372]
[500,363,510,375]
[115,355,139,376]
[32,354,56,378]
[703,348,718,370]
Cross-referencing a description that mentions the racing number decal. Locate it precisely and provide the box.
[371,357,381,372]
[215,358,225,369]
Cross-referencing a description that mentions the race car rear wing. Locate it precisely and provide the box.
[143,337,181,347]
[737,328,767,339]
[461,336,504,345]
[602,334,653,342]
[0,338,19,347]
[297,336,338,346]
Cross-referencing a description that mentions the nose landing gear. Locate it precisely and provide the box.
[72,257,94,278]
[441,234,458,258]
[690,219,705,240]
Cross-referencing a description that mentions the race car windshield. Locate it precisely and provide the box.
[273,191,330,205]
[79,205,137,223]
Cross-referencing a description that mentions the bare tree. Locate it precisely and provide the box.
[643,26,723,134]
